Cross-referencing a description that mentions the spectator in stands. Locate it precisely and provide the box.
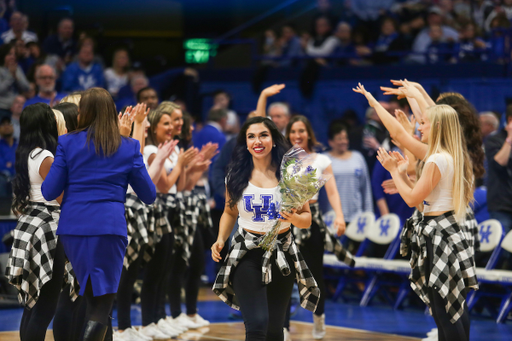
[42,18,76,63]
[456,21,488,62]
[484,104,512,237]
[277,24,303,66]
[104,48,130,98]
[61,44,104,92]
[212,90,239,139]
[1,11,37,44]
[0,1,9,36]
[302,16,337,58]
[9,94,23,140]
[332,22,356,65]
[24,65,64,107]
[116,74,148,108]
[137,86,159,110]
[484,0,512,32]
[0,43,29,118]
[14,38,33,75]
[192,108,227,154]
[426,25,456,63]
[410,6,459,63]
[323,122,372,223]
[0,116,17,177]
[373,16,409,64]
[472,0,495,30]
[487,12,511,62]
[268,102,291,135]
[351,26,374,65]
[73,35,105,67]
[480,111,500,140]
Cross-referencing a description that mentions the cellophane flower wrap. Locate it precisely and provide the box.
[258,145,331,252]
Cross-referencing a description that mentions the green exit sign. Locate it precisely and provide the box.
[184,38,218,64]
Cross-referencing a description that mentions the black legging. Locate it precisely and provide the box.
[20,241,65,341]
[82,278,116,327]
[117,245,147,330]
[232,247,295,341]
[53,284,86,341]
[425,235,470,341]
[140,232,174,326]
[169,227,205,317]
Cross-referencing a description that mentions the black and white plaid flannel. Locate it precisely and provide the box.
[6,202,79,308]
[124,193,150,268]
[144,194,172,263]
[293,203,355,267]
[173,191,196,265]
[400,210,478,323]
[191,187,213,230]
[213,226,320,312]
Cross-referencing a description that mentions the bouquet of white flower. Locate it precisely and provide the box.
[258,145,331,252]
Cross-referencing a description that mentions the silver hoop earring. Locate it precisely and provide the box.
[273,144,276,147]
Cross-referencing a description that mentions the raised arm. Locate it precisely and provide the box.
[255,84,285,117]
[353,83,428,160]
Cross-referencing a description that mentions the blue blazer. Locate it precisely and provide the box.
[42,131,156,237]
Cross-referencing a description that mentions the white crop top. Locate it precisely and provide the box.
[237,182,291,233]
[143,144,179,194]
[28,148,59,206]
[423,152,454,214]
[309,154,332,201]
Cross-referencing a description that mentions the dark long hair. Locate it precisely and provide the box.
[12,103,58,215]
[226,117,290,208]
[75,87,121,156]
[436,95,485,179]
[53,102,79,132]
[285,115,322,152]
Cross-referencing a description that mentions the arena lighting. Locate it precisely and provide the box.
[184,38,218,64]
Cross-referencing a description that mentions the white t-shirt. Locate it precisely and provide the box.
[143,144,179,194]
[237,182,290,233]
[309,153,332,201]
[28,148,59,206]
[423,152,454,214]
[104,68,128,96]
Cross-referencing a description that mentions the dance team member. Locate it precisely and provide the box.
[354,83,477,341]
[41,88,156,340]
[284,115,355,340]
[7,103,78,341]
[212,116,320,341]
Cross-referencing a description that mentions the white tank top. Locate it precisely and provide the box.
[143,144,179,194]
[309,153,332,201]
[423,152,454,214]
[237,182,290,233]
[28,148,59,206]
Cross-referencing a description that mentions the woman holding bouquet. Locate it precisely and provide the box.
[211,116,319,341]
[353,83,477,341]
[285,115,355,339]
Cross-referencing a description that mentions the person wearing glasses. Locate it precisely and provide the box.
[24,65,65,108]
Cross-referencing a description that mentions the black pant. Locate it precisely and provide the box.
[425,236,470,341]
[81,278,115,340]
[141,232,174,326]
[169,227,205,317]
[20,241,65,341]
[117,245,146,330]
[53,284,86,341]
[232,247,295,341]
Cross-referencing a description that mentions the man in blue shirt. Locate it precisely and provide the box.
[62,44,104,92]
[24,65,65,107]
[42,18,76,63]
[0,116,17,178]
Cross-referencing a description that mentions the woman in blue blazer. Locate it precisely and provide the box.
[42,87,156,341]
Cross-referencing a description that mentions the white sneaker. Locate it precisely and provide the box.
[157,318,179,337]
[283,327,292,341]
[115,328,151,341]
[174,313,202,329]
[164,316,188,332]
[132,328,152,341]
[312,313,326,339]
[427,328,438,337]
[187,313,210,327]
[138,323,169,340]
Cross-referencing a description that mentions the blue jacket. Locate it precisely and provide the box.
[42,131,156,236]
[61,62,105,92]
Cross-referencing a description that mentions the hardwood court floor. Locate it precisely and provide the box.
[0,321,420,341]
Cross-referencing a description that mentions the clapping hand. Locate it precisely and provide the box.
[118,106,135,137]
[381,179,399,194]
[155,140,179,163]
[376,147,398,172]
[395,109,416,136]
[352,83,378,108]
[177,147,199,167]
[133,103,150,125]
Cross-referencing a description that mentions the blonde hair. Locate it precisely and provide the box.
[424,104,473,220]
[60,92,82,106]
[146,101,181,146]
[52,109,67,135]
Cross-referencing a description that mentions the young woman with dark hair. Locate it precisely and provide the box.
[6,103,78,341]
[284,115,355,340]
[41,87,156,341]
[53,102,79,132]
[212,116,319,341]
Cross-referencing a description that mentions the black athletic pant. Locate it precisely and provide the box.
[141,232,174,326]
[169,227,205,317]
[20,241,65,341]
[425,236,471,341]
[53,284,86,341]
[232,247,295,341]
[117,245,146,330]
